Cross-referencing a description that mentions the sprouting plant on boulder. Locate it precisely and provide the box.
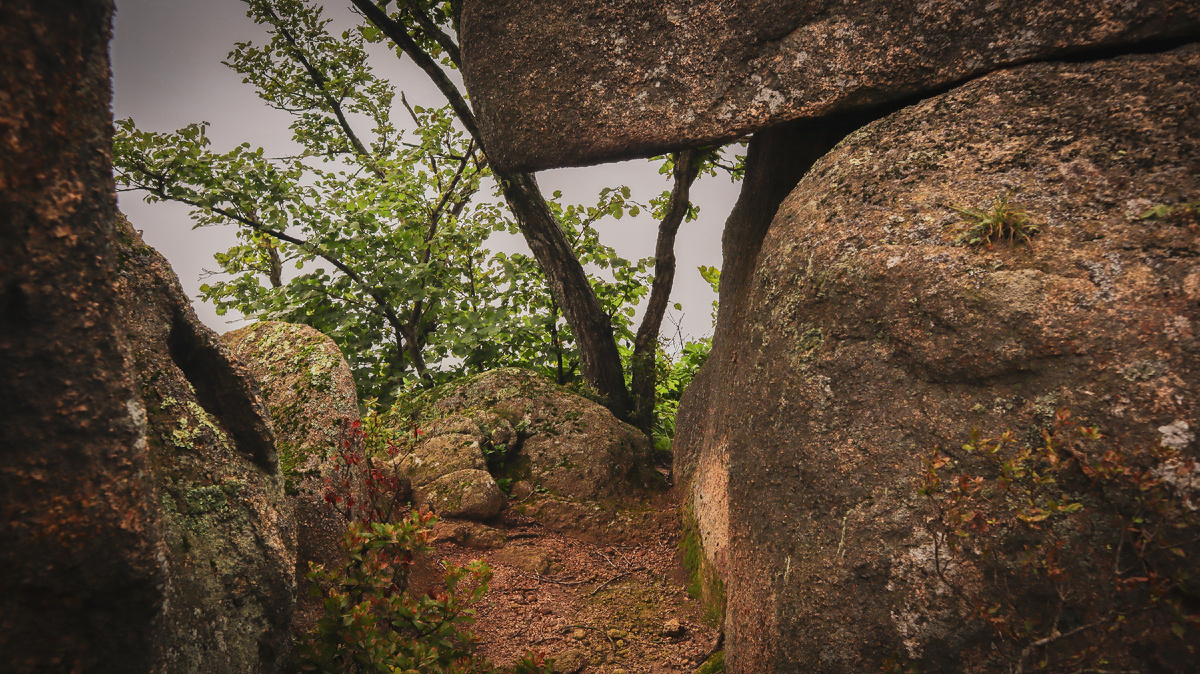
[950,193,1039,247]
[296,417,551,673]
[918,409,1199,672]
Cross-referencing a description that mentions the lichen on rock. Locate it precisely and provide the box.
[676,46,1200,671]
[221,320,368,643]
[115,217,295,672]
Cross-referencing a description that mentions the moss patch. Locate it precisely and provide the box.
[679,508,726,628]
[694,650,725,674]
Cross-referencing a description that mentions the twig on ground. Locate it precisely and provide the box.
[589,567,648,596]
[526,571,596,586]
[594,549,619,569]
[1013,621,1104,674]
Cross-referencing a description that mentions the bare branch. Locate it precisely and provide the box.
[403,0,462,68]
[350,0,481,145]
[261,3,384,178]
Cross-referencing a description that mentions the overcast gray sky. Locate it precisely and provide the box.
[110,0,739,344]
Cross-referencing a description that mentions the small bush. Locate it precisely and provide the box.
[918,409,1200,671]
[296,417,552,674]
[951,193,1039,246]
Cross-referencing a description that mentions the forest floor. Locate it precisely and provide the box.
[425,491,721,674]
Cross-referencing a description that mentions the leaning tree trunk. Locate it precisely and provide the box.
[348,0,634,419]
[498,170,633,417]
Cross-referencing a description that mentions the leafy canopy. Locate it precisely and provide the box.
[114,0,675,404]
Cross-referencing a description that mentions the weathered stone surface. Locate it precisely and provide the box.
[223,321,359,476]
[431,519,509,549]
[414,468,506,520]
[396,432,488,486]
[424,368,654,501]
[115,219,296,672]
[675,46,1200,671]
[461,0,1200,171]
[0,3,163,670]
[222,321,361,643]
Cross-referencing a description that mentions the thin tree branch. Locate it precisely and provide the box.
[350,0,481,143]
[403,0,461,68]
[627,149,703,431]
[262,3,384,178]
[128,164,427,378]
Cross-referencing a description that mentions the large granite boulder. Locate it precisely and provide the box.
[461,0,1200,171]
[420,368,654,502]
[222,321,364,641]
[114,219,296,671]
[676,46,1200,671]
[1,4,296,670]
[414,468,506,521]
[223,322,359,476]
[0,3,164,670]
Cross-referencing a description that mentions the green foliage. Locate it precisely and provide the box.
[951,193,1039,247]
[1138,201,1199,220]
[693,650,725,674]
[113,0,696,406]
[298,417,551,673]
[651,339,710,451]
[647,265,717,450]
[918,409,1200,671]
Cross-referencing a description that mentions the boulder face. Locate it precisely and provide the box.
[460,0,1200,171]
[675,46,1200,671]
[0,2,164,670]
[223,321,359,478]
[115,220,296,672]
[222,321,362,642]
[414,468,506,521]
[421,368,654,502]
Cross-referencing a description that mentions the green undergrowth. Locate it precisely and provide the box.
[693,650,725,674]
[950,192,1039,247]
[298,418,552,674]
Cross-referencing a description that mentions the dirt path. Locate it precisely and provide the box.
[429,500,720,674]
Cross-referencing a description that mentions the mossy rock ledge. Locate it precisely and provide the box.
[115,218,295,672]
[222,320,371,641]
[407,369,664,541]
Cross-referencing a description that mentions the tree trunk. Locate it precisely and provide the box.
[497,170,632,417]
[0,1,165,668]
[349,0,633,417]
[629,150,702,435]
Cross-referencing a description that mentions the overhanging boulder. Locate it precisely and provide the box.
[460,0,1200,171]
[675,45,1200,671]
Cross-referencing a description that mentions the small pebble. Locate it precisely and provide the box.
[662,618,685,637]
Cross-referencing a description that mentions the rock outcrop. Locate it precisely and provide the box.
[398,369,672,542]
[0,3,163,670]
[460,0,1200,170]
[115,219,296,671]
[414,468,506,520]
[678,46,1200,671]
[420,368,654,502]
[461,1,1200,670]
[2,4,296,670]
[222,321,364,641]
[223,322,359,477]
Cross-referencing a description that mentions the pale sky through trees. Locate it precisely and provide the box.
[111,0,738,344]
